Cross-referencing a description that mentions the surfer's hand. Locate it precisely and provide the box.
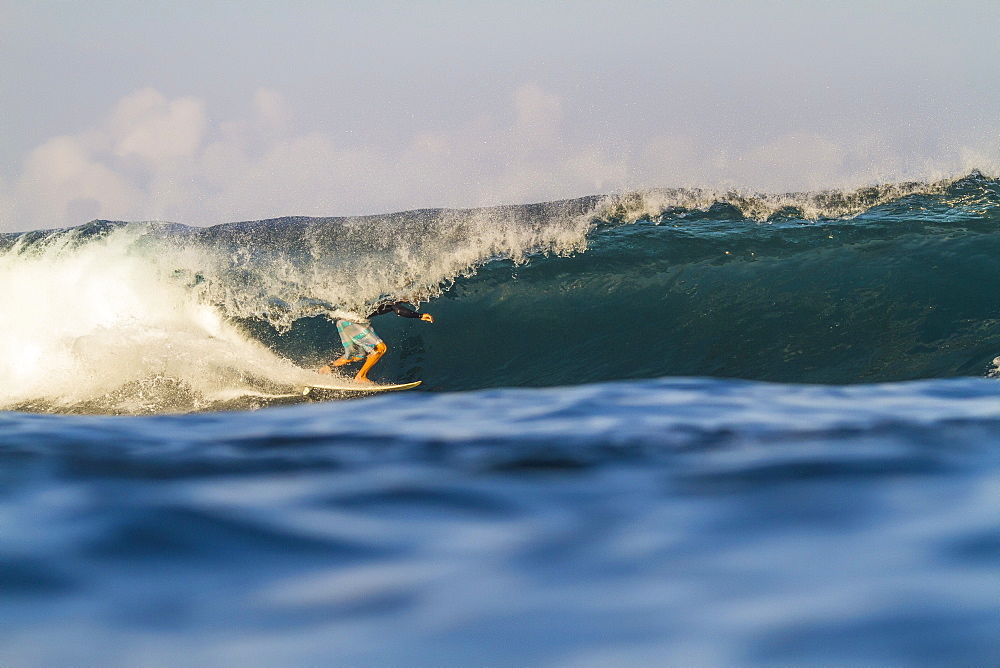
[420,313,434,323]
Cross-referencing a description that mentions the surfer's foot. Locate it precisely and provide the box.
[331,357,352,367]
[353,375,374,384]
[318,365,332,375]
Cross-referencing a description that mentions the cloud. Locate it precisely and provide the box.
[110,88,207,161]
[17,134,136,225]
[734,132,849,192]
[2,83,997,233]
[513,83,563,145]
[253,88,292,133]
[1,84,629,231]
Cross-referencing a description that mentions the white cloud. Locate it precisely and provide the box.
[109,88,207,162]
[0,181,16,231]
[17,135,136,225]
[2,83,997,234]
[253,88,292,133]
[2,84,620,231]
[513,83,563,145]
[737,132,849,192]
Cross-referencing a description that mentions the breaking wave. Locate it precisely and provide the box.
[2,171,998,413]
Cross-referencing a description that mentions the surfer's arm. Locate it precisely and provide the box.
[368,302,433,322]
[394,303,434,323]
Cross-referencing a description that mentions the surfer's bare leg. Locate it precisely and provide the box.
[355,342,387,382]
[319,354,362,374]
[318,359,344,375]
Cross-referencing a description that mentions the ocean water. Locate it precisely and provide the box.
[1,172,998,664]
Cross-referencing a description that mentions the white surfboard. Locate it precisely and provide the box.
[301,380,422,396]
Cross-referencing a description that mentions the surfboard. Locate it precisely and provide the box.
[301,380,422,396]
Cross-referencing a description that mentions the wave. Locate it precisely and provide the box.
[2,171,998,413]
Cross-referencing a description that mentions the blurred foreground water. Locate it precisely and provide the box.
[3,377,998,664]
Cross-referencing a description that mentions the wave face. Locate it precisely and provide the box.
[419,173,1000,390]
[2,172,998,413]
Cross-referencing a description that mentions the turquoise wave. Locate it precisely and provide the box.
[250,172,1000,388]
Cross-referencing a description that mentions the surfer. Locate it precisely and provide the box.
[318,302,434,382]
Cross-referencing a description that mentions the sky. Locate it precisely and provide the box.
[1,0,998,232]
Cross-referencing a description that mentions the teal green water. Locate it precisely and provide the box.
[252,172,1000,390]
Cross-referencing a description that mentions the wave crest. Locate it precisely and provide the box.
[595,170,999,224]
